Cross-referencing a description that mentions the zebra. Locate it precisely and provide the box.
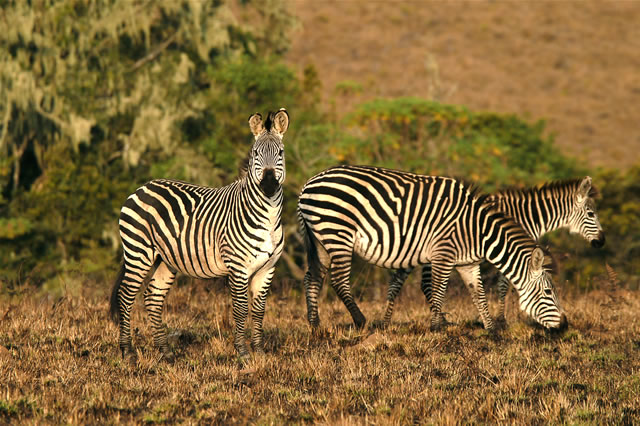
[109,109,289,361]
[297,165,567,332]
[382,176,604,327]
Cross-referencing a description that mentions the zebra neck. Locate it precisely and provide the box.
[241,175,283,212]
[496,194,571,240]
[481,211,533,289]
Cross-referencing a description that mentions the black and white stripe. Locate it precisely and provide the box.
[297,165,567,331]
[110,109,289,360]
[383,177,604,326]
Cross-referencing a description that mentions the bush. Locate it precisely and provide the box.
[344,97,583,189]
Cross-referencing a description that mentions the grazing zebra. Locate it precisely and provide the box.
[297,165,567,332]
[110,109,289,361]
[382,176,604,326]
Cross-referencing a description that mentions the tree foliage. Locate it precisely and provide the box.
[0,0,298,285]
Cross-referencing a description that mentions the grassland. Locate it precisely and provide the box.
[1,274,638,425]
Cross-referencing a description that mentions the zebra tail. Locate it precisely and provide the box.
[297,207,321,279]
[109,263,125,324]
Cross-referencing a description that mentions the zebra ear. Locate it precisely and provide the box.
[531,247,545,272]
[248,113,265,139]
[271,108,289,136]
[577,176,592,203]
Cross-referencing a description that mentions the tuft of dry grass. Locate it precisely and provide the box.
[1,279,639,424]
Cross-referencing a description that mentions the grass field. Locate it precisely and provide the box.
[1,275,639,424]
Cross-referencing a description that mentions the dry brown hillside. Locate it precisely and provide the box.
[286,1,640,169]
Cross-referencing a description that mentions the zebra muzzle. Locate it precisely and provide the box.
[557,312,568,330]
[259,168,279,197]
[591,232,605,248]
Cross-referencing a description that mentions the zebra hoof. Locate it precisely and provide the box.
[237,352,252,366]
[122,348,138,364]
[353,313,367,330]
[252,342,266,355]
[161,349,176,363]
[372,319,390,330]
[430,318,447,332]
[308,316,320,328]
[310,326,328,341]
[430,312,450,332]
[493,317,507,330]
[236,344,251,361]
[483,320,496,332]
[484,325,499,337]
[430,323,444,332]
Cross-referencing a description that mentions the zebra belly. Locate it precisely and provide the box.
[155,242,229,279]
[353,229,423,270]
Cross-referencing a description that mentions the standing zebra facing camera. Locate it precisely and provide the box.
[297,165,567,333]
[382,177,604,327]
[110,109,289,361]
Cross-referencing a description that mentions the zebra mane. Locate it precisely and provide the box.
[539,244,558,274]
[491,178,599,201]
[264,110,277,132]
[237,153,250,180]
[451,176,494,207]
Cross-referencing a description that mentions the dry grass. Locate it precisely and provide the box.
[1,277,639,424]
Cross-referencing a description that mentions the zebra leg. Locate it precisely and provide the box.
[419,263,446,324]
[228,272,251,359]
[330,251,366,329]
[249,265,275,354]
[429,261,454,331]
[382,268,413,326]
[495,272,510,325]
[143,262,176,362]
[117,257,154,362]
[456,264,495,331]
[304,268,327,328]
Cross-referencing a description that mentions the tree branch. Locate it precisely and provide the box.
[0,95,12,156]
[281,250,305,282]
[129,31,178,72]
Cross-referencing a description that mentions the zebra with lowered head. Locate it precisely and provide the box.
[382,176,604,327]
[297,165,567,332]
[110,109,289,361]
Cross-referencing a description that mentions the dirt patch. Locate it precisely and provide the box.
[287,1,640,169]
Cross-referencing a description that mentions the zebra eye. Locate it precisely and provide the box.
[587,211,595,218]
[543,288,553,296]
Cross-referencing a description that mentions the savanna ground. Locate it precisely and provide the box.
[1,274,639,424]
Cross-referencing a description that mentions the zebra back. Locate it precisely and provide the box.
[487,177,604,247]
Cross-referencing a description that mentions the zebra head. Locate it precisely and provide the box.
[248,109,289,198]
[567,176,605,248]
[519,247,568,330]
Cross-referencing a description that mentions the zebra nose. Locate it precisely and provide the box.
[591,233,605,248]
[259,168,279,197]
